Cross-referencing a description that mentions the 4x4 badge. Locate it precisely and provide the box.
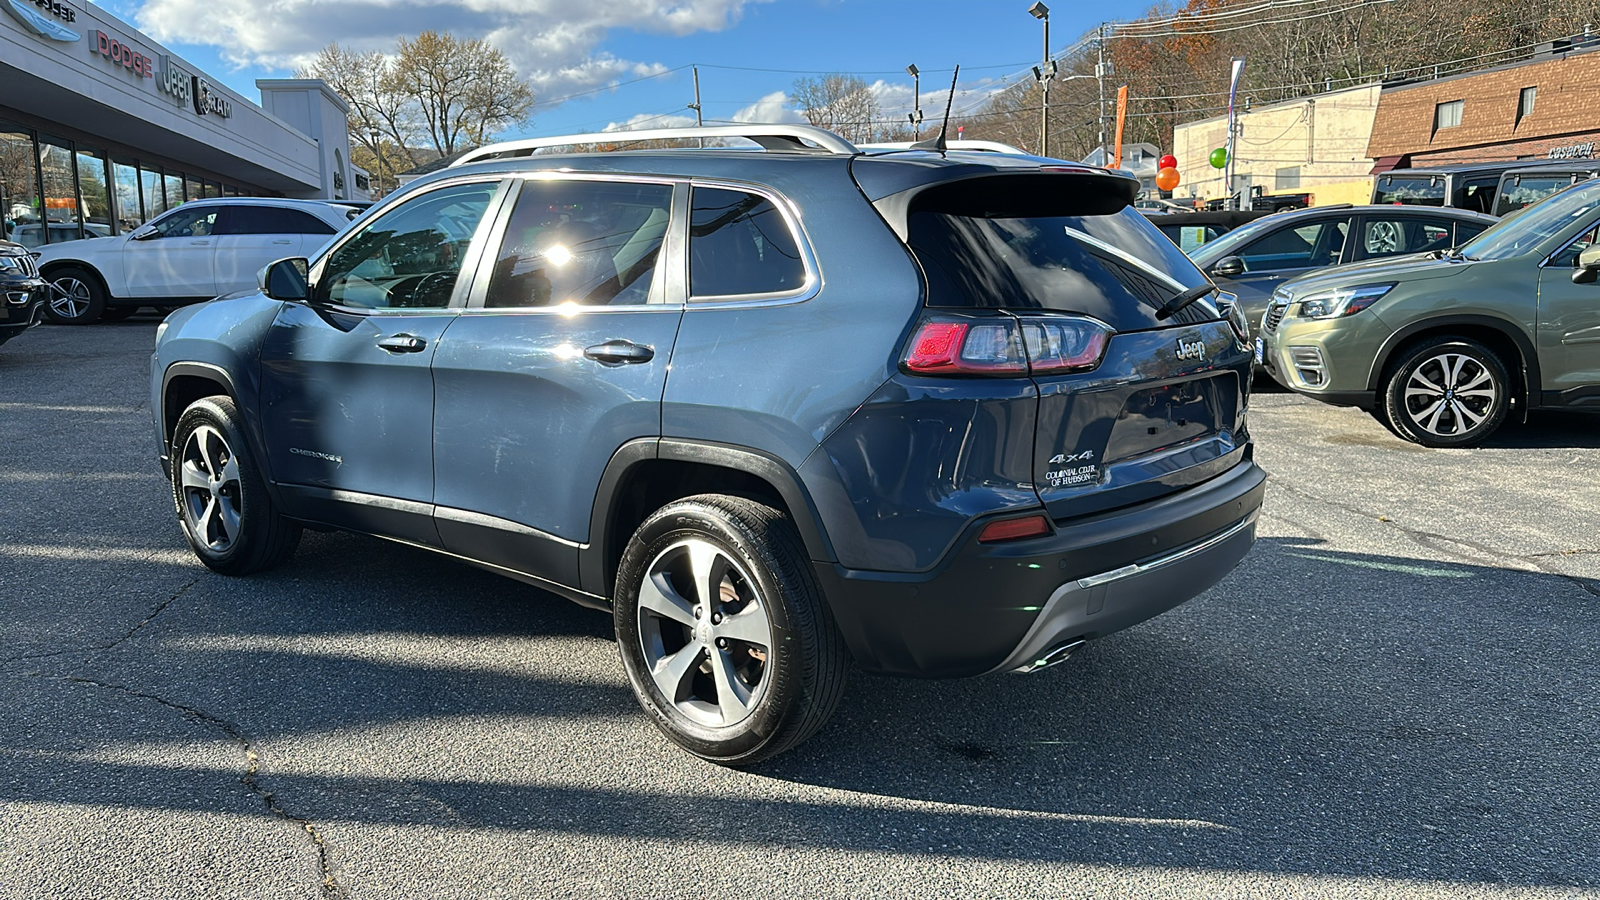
[1176,337,1205,361]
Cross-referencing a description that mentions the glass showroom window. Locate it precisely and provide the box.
[0,125,43,248]
[164,171,184,208]
[39,137,81,244]
[76,146,112,237]
[185,174,204,204]
[142,164,168,219]
[113,159,142,230]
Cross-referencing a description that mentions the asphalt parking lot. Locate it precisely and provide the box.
[2,319,1598,899]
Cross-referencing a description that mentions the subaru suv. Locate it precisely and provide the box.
[150,124,1266,764]
[1261,178,1600,447]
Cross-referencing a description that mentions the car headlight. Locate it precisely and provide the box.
[1293,283,1396,319]
[0,256,18,272]
[155,320,169,343]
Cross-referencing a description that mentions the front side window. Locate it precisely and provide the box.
[317,180,497,310]
[148,205,219,239]
[485,179,673,308]
[1456,176,1499,214]
[1552,224,1600,268]
[688,187,806,298]
[1236,220,1347,271]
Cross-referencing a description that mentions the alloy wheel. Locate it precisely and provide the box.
[178,424,243,552]
[1366,221,1403,255]
[49,277,92,320]
[636,538,773,728]
[1402,351,1498,438]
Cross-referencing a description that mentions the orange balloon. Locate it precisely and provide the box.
[1155,166,1181,192]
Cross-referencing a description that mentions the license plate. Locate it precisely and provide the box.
[1253,337,1264,364]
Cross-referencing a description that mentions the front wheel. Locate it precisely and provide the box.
[1382,337,1510,447]
[614,495,848,766]
[171,396,301,574]
[44,266,106,325]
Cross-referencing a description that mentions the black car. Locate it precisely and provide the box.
[0,241,47,349]
[1189,204,1497,347]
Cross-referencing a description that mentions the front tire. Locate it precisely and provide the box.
[614,495,848,766]
[171,396,301,575]
[44,266,106,325]
[1382,337,1510,447]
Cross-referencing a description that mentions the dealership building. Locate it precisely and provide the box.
[1,0,367,248]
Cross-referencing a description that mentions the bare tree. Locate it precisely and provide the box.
[392,30,535,158]
[296,43,422,194]
[791,74,882,143]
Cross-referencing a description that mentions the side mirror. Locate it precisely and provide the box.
[1211,256,1246,278]
[1573,245,1600,285]
[259,257,310,301]
[128,225,158,241]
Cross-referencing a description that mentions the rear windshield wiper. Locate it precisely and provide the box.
[1155,283,1217,321]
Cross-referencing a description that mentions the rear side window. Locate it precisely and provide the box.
[1358,217,1453,258]
[1455,221,1488,243]
[219,205,337,236]
[688,187,806,298]
[1235,220,1347,271]
[485,179,673,308]
[906,205,1215,331]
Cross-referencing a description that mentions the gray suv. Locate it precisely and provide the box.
[150,124,1266,764]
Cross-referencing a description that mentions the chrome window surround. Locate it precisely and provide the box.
[1538,223,1600,270]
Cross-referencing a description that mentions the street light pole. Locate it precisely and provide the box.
[1097,23,1108,167]
[1029,2,1050,158]
[906,64,922,138]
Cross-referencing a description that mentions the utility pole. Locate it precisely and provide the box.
[688,66,703,148]
[1029,3,1051,157]
[1097,23,1108,167]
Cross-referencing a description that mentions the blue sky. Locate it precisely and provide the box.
[87,0,1141,139]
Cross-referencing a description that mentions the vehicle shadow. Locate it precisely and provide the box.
[5,532,1598,887]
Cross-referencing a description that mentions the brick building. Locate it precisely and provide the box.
[1368,39,1600,169]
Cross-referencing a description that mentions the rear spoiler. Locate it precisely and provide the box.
[862,167,1141,242]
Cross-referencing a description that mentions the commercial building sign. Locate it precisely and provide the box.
[158,54,191,106]
[91,29,153,78]
[1548,142,1596,160]
[193,78,233,118]
[3,0,80,41]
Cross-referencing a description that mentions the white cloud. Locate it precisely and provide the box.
[132,0,766,105]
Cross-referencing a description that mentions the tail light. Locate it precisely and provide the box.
[902,315,1110,377]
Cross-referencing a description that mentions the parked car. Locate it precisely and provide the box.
[1190,204,1495,347]
[1260,178,1600,446]
[1371,160,1559,214]
[33,198,360,324]
[1133,198,1192,213]
[1142,209,1273,254]
[0,240,47,349]
[1492,164,1600,217]
[150,124,1266,765]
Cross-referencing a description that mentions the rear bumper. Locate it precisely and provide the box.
[814,458,1267,677]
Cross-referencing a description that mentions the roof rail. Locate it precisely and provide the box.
[451,124,859,168]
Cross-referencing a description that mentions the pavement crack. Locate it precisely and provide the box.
[1271,477,1600,600]
[4,577,202,665]
[64,677,347,899]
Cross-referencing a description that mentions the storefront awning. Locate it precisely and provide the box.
[1370,154,1411,174]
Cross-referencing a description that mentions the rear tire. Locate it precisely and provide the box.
[171,396,301,575]
[1382,337,1509,447]
[614,494,848,766]
[43,266,106,325]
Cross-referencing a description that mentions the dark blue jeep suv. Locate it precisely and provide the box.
[151,124,1266,764]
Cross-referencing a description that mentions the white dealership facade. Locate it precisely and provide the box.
[1,0,367,248]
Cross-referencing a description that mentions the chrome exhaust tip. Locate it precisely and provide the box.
[1010,638,1088,674]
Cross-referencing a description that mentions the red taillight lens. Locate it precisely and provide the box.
[902,319,1029,375]
[978,514,1052,543]
[903,316,1110,377]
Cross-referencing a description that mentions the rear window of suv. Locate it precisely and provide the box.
[907,204,1216,331]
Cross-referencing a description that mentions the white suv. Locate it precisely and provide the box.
[34,198,358,324]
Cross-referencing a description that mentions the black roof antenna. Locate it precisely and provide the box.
[909,65,959,153]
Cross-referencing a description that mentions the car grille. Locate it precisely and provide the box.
[9,255,38,278]
[1264,301,1288,335]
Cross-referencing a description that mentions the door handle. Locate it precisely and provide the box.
[378,334,428,353]
[190,240,211,246]
[272,239,293,245]
[583,340,654,365]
